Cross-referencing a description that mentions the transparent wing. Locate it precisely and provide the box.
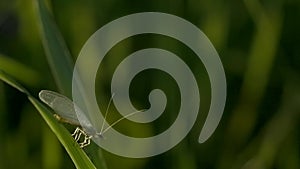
[38,90,93,132]
[39,90,80,125]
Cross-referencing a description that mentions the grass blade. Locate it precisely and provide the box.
[34,0,73,97]
[0,69,30,95]
[0,70,96,169]
[29,96,96,169]
[33,0,107,168]
[0,54,41,87]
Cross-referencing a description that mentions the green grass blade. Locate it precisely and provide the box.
[33,0,107,168]
[34,0,73,97]
[0,54,41,87]
[0,70,96,169]
[0,69,30,95]
[33,0,108,167]
[28,96,96,169]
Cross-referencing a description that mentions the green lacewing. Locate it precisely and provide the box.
[39,90,144,148]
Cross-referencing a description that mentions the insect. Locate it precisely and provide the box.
[39,90,144,148]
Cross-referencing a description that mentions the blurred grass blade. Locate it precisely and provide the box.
[0,70,96,169]
[34,0,73,97]
[34,0,107,168]
[0,69,30,95]
[0,54,41,87]
[28,97,96,169]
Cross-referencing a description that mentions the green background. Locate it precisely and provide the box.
[0,0,299,168]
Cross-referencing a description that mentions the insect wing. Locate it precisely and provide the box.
[39,90,81,125]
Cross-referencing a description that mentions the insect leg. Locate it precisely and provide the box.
[79,135,92,148]
[72,127,83,141]
[71,127,92,148]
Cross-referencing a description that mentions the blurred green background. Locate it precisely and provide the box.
[0,0,300,168]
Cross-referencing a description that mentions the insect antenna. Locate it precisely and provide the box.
[101,109,146,135]
[97,93,146,137]
[100,93,115,134]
